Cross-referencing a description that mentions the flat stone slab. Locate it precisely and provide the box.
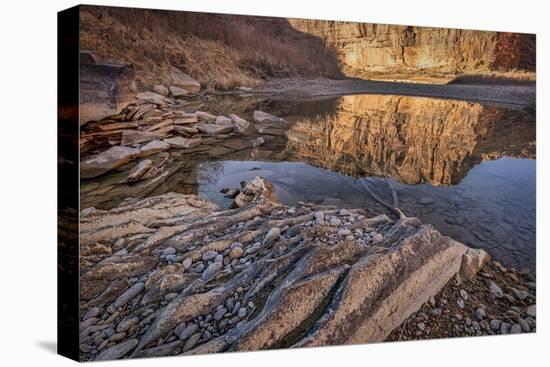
[164,136,202,149]
[121,130,161,146]
[138,140,170,157]
[196,123,234,135]
[80,146,139,179]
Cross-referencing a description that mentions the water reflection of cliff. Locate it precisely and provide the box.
[283,95,535,186]
[80,94,535,209]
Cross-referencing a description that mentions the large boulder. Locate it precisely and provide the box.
[80,146,139,178]
[169,66,201,93]
[79,57,136,126]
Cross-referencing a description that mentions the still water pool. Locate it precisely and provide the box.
[82,93,536,270]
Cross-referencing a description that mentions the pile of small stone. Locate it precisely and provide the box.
[168,285,256,353]
[387,260,536,341]
[304,208,385,247]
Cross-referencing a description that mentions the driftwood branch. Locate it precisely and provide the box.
[357,177,405,219]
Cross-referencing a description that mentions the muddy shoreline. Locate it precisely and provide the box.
[223,78,536,111]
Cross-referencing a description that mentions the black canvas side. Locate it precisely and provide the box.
[57,4,80,362]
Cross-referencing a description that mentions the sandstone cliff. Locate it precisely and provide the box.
[288,20,535,81]
[81,6,535,88]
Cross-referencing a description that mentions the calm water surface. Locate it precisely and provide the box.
[82,93,536,270]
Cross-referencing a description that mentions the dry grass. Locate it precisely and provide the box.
[79,6,342,90]
[449,70,536,85]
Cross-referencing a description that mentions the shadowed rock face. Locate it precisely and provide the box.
[287,21,535,79]
[79,57,137,125]
[284,94,535,186]
[78,177,474,361]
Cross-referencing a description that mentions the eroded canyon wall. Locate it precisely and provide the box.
[287,20,535,80]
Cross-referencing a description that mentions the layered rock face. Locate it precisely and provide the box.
[287,20,535,79]
[285,94,535,185]
[78,177,478,361]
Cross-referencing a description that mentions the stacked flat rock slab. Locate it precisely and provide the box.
[78,177,478,361]
[80,91,252,176]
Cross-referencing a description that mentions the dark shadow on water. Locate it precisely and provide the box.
[36,340,57,354]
